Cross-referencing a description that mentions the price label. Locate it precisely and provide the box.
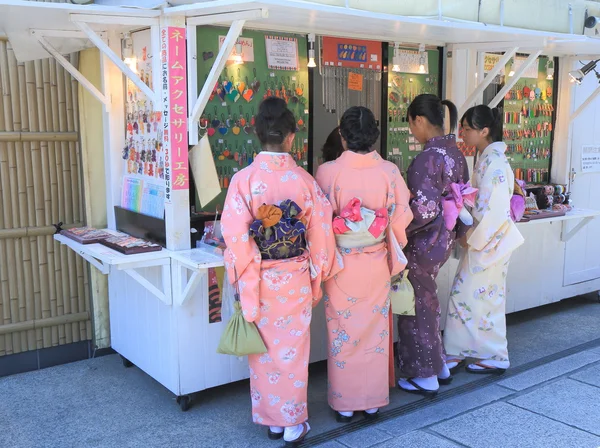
[222,102,227,107]
[233,168,239,172]
[219,139,224,143]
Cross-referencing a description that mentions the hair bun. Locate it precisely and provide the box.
[259,97,287,120]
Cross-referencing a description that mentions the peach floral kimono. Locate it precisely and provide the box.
[221,152,338,427]
[316,151,412,413]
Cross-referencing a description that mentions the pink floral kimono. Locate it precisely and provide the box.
[316,150,412,413]
[221,152,338,427]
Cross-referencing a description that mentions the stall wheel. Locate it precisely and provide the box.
[121,356,134,368]
[176,395,192,412]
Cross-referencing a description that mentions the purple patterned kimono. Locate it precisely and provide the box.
[396,134,469,378]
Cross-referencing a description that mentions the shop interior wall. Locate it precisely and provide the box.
[0,39,92,357]
[78,47,110,350]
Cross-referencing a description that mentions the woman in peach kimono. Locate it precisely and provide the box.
[443,105,524,374]
[221,98,337,445]
[316,107,412,422]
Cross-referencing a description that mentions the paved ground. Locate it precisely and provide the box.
[1,294,599,448]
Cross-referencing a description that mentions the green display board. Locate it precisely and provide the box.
[502,56,556,184]
[385,48,440,176]
[195,27,309,212]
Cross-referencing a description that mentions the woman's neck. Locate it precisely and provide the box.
[476,139,493,154]
[262,144,287,153]
[424,127,445,142]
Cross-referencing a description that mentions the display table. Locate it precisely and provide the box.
[516,208,600,242]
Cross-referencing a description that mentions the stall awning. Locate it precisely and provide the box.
[164,0,600,57]
[0,0,161,62]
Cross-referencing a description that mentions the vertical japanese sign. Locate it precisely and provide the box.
[168,27,189,193]
[162,26,188,204]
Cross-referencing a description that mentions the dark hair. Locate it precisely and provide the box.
[406,94,458,134]
[321,126,344,162]
[461,105,503,143]
[339,106,380,152]
[255,97,296,147]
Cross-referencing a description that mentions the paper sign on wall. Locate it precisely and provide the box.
[218,36,255,62]
[265,35,299,71]
[348,72,363,91]
[582,145,600,173]
[397,49,429,74]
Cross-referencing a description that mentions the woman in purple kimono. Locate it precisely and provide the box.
[396,94,470,396]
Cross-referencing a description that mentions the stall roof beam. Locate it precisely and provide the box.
[450,39,549,52]
[186,8,267,26]
[458,48,518,118]
[189,18,247,129]
[570,85,600,124]
[32,31,109,106]
[72,19,160,108]
[69,13,159,27]
[489,49,544,109]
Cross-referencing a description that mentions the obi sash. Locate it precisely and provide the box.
[249,199,307,260]
[442,182,478,231]
[333,198,389,250]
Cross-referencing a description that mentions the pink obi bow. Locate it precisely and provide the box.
[332,198,389,239]
[442,182,478,231]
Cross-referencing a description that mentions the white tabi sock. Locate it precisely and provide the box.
[469,359,510,370]
[398,375,439,391]
[284,423,310,442]
[269,426,284,434]
[365,408,379,414]
[339,411,354,417]
[438,363,451,380]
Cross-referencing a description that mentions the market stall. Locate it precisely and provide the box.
[2,0,600,412]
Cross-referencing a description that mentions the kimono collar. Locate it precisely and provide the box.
[481,141,508,158]
[337,150,383,168]
[424,134,456,150]
[254,152,298,171]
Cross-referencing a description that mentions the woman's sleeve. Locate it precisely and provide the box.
[406,152,444,234]
[305,180,338,306]
[220,175,262,322]
[387,170,413,276]
[467,157,524,270]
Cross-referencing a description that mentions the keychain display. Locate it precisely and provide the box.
[196,27,310,212]
[386,48,440,178]
[502,56,556,185]
[123,44,164,181]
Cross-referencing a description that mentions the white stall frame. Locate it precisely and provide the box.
[2,0,599,410]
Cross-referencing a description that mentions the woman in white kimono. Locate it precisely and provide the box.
[443,105,524,375]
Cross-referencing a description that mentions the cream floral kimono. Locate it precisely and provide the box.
[443,142,524,368]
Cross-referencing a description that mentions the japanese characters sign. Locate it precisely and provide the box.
[162,26,189,203]
[582,145,600,173]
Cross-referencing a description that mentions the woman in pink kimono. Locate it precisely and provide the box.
[443,105,524,375]
[316,107,413,422]
[221,98,337,445]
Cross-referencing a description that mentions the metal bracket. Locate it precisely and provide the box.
[31,30,109,106]
[458,48,518,117]
[76,251,110,275]
[189,19,245,134]
[72,19,161,108]
[171,260,207,306]
[570,84,600,124]
[561,216,595,242]
[123,262,172,306]
[489,49,543,108]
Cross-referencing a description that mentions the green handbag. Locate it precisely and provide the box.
[390,269,416,316]
[216,268,267,356]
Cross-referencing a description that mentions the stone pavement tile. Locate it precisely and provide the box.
[374,431,461,448]
[431,402,600,448]
[376,385,512,436]
[571,362,600,387]
[589,346,600,355]
[509,378,600,436]
[498,351,600,391]
[314,442,346,448]
[335,427,392,448]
